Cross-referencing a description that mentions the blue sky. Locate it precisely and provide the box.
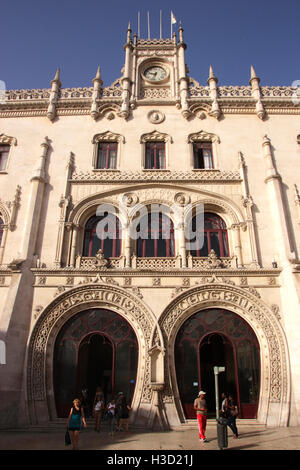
[1,0,300,90]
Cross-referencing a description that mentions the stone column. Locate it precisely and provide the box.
[0,224,8,265]
[178,222,187,268]
[231,224,243,267]
[54,152,74,267]
[21,137,50,260]
[70,223,80,267]
[239,151,260,267]
[262,134,300,425]
[124,223,132,268]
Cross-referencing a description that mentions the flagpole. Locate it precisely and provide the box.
[147,11,150,39]
[138,11,140,39]
[170,11,172,38]
[160,10,162,39]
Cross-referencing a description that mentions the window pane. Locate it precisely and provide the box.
[137,213,173,257]
[0,218,3,246]
[97,143,117,169]
[210,232,221,256]
[83,214,121,257]
[156,239,166,257]
[145,239,155,257]
[203,149,213,168]
[222,232,229,257]
[193,146,204,169]
[0,147,9,171]
[193,143,213,169]
[108,149,117,169]
[97,145,107,168]
[145,142,165,169]
[199,232,208,256]
[158,148,165,169]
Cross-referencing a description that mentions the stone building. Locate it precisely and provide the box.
[0,25,300,430]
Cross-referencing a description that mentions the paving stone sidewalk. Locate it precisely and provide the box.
[0,424,299,451]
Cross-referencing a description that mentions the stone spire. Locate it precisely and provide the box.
[47,68,61,121]
[207,65,221,119]
[249,65,265,120]
[177,24,190,119]
[91,66,103,120]
[119,23,133,119]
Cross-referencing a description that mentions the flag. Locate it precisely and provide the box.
[171,11,177,24]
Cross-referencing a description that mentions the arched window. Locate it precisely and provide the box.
[136,212,175,257]
[0,218,3,246]
[83,214,121,258]
[189,212,229,257]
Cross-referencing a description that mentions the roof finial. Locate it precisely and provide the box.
[250,65,260,84]
[51,68,61,86]
[93,66,102,84]
[127,21,132,43]
[208,65,217,81]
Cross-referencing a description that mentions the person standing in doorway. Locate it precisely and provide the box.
[194,390,208,442]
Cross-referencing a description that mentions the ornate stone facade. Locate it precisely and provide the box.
[0,25,299,430]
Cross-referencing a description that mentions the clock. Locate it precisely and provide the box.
[144,66,167,82]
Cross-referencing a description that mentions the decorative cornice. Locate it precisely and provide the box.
[1,82,300,118]
[31,267,281,277]
[70,169,241,184]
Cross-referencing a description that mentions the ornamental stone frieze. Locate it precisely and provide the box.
[70,169,241,183]
[2,82,300,118]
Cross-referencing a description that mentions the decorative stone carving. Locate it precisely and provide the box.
[187,130,220,144]
[71,169,241,183]
[147,110,165,124]
[92,130,125,144]
[79,250,109,270]
[122,192,139,207]
[33,305,43,320]
[0,133,17,146]
[140,130,172,144]
[174,192,190,206]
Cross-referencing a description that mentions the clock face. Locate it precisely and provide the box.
[144,66,167,82]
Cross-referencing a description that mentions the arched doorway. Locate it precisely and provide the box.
[200,333,237,415]
[175,308,260,419]
[53,308,138,417]
[76,333,114,414]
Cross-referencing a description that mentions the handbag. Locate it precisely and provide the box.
[65,429,71,446]
[231,406,239,417]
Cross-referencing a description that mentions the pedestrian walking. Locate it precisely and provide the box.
[106,398,117,435]
[221,392,229,418]
[66,398,87,450]
[80,385,90,418]
[116,393,131,433]
[226,394,239,438]
[93,387,104,432]
[194,390,208,442]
